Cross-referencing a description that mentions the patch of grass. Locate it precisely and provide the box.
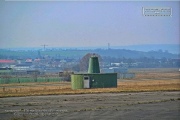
[134,98,178,105]
[0,80,179,98]
[11,117,28,120]
[27,103,33,106]
[96,106,104,109]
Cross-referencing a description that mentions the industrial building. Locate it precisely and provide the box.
[71,55,117,89]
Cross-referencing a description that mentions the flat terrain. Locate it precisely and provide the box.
[0,68,179,119]
[0,91,179,120]
[0,68,179,97]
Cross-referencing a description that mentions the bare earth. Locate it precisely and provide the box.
[0,91,179,120]
[0,69,179,120]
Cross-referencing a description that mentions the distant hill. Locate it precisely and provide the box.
[112,44,179,54]
[0,44,179,59]
[93,49,178,59]
[6,44,179,54]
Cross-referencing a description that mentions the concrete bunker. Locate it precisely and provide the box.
[71,55,117,89]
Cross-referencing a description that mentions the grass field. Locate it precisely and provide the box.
[0,68,179,98]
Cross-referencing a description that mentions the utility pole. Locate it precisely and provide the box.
[41,44,48,51]
[108,43,110,50]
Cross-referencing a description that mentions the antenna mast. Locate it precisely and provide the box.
[108,43,110,50]
[41,44,48,51]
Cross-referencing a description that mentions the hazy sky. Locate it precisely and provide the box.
[0,1,179,48]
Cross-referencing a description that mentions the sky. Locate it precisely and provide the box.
[0,1,179,48]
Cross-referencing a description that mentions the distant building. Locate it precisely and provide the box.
[25,59,32,62]
[100,68,114,73]
[14,63,32,71]
[101,67,128,73]
[27,70,40,75]
[71,56,117,89]
[0,59,15,68]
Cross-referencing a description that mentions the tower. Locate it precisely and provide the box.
[88,56,100,73]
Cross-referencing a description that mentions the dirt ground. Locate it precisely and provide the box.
[0,68,179,120]
[0,91,179,120]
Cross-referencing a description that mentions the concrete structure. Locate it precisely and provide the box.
[88,56,100,73]
[14,63,32,71]
[71,73,117,89]
[71,56,117,89]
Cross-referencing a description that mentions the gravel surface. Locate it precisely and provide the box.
[0,91,180,120]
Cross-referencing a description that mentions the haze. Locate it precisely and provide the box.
[0,1,179,48]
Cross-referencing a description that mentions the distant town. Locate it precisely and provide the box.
[0,47,179,76]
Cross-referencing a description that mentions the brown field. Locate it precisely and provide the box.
[0,68,179,98]
[0,68,180,120]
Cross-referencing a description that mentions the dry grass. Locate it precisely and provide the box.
[0,69,179,98]
[0,80,179,98]
[135,72,179,80]
[119,80,180,91]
